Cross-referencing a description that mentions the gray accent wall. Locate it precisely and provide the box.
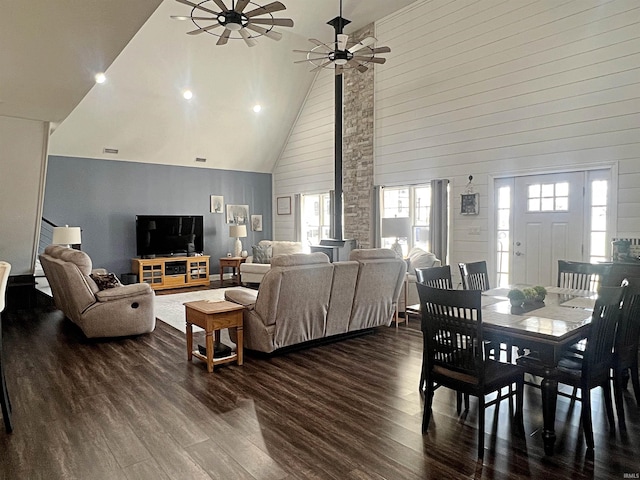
[44,156,272,277]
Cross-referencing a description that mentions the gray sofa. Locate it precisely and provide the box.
[39,245,156,338]
[225,248,406,353]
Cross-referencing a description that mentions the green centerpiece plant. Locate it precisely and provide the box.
[507,288,525,307]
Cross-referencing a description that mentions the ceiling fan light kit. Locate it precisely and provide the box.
[172,0,293,47]
[294,0,390,74]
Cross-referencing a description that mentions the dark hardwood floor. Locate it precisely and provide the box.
[1,291,639,479]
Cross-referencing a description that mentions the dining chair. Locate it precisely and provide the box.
[417,284,524,459]
[414,265,468,410]
[517,285,625,450]
[613,277,640,430]
[0,261,13,433]
[557,260,612,292]
[416,265,453,289]
[458,261,490,291]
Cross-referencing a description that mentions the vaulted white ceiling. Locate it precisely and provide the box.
[0,0,415,173]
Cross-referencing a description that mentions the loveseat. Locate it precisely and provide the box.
[398,247,441,312]
[239,240,304,284]
[225,248,406,353]
[39,245,156,338]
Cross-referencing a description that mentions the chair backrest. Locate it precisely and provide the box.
[417,283,484,380]
[416,265,453,289]
[458,261,490,291]
[0,261,11,313]
[582,285,625,381]
[557,260,612,292]
[615,277,640,364]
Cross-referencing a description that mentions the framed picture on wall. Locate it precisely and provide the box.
[277,196,291,215]
[251,215,263,232]
[226,204,249,224]
[460,193,479,215]
[210,195,223,213]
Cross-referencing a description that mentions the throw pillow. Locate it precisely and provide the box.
[252,244,273,264]
[90,272,122,290]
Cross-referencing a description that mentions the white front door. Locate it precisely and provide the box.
[511,172,586,286]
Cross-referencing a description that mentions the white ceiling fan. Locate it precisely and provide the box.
[171,0,294,47]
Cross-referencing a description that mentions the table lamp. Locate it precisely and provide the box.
[381,217,411,258]
[229,224,247,258]
[52,225,82,248]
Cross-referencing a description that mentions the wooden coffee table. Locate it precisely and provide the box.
[184,300,244,373]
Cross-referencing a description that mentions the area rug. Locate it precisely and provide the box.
[154,287,255,347]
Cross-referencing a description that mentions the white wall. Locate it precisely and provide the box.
[272,69,335,240]
[374,0,640,265]
[0,115,49,275]
[273,0,640,258]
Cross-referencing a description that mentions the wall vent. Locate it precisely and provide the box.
[103,148,119,154]
[195,157,207,162]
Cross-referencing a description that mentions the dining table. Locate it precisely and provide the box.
[479,286,597,456]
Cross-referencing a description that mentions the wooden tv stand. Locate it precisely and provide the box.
[131,255,210,291]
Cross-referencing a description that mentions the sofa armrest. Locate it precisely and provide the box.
[245,255,254,264]
[225,288,257,311]
[95,283,153,302]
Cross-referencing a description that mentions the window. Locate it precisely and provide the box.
[301,193,331,247]
[527,182,569,212]
[496,185,511,288]
[589,179,608,263]
[381,185,432,256]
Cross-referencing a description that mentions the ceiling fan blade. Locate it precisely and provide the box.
[337,34,348,51]
[308,39,333,53]
[245,1,286,18]
[294,58,323,63]
[245,24,282,41]
[172,15,217,20]
[352,56,386,64]
[371,46,391,54]
[187,23,223,35]
[249,18,294,27]
[234,0,251,13]
[348,36,377,53]
[210,0,230,12]
[217,28,231,45]
[310,60,333,72]
[239,29,257,47]
[292,50,327,55]
[175,0,219,16]
[356,64,369,73]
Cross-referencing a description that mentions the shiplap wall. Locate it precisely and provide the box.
[272,69,335,240]
[375,0,640,265]
[274,0,640,256]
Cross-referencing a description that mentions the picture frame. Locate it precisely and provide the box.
[226,204,249,224]
[251,215,263,232]
[277,196,291,215]
[460,193,479,215]
[210,195,224,214]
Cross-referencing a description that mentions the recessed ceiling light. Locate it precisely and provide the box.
[94,73,106,84]
[183,90,193,100]
[253,104,262,113]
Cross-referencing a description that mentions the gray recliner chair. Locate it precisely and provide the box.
[39,246,155,338]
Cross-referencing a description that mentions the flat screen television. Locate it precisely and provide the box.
[136,215,204,258]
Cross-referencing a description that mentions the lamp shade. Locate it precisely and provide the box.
[52,226,82,245]
[381,217,411,238]
[229,225,247,238]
